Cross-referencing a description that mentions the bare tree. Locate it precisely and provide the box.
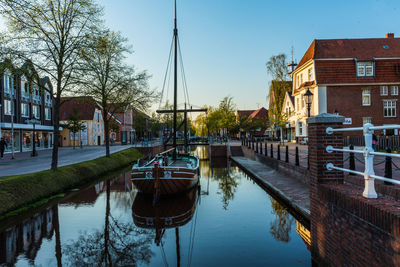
[0,0,102,169]
[78,29,156,157]
[266,54,290,82]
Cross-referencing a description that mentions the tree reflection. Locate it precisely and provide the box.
[212,167,240,210]
[269,198,294,242]
[63,180,154,266]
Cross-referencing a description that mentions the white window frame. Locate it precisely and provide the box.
[362,117,372,125]
[45,108,51,120]
[21,103,29,117]
[308,68,313,81]
[357,62,374,77]
[391,86,398,96]
[4,99,12,115]
[33,105,40,119]
[383,100,396,118]
[362,89,371,106]
[380,86,388,96]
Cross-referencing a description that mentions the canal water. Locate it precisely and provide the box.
[0,147,311,267]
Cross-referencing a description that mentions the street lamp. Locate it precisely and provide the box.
[304,88,313,118]
[25,119,40,157]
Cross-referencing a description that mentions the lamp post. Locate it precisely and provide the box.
[304,88,313,118]
[26,119,40,157]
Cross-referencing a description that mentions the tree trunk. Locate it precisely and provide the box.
[51,94,61,170]
[103,111,110,157]
[54,206,62,267]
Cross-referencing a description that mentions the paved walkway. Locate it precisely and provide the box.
[0,145,133,177]
[231,156,310,224]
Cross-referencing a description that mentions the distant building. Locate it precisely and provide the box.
[107,105,134,144]
[291,33,400,139]
[0,60,55,153]
[236,107,269,138]
[59,96,105,146]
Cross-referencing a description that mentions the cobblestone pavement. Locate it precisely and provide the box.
[0,145,135,177]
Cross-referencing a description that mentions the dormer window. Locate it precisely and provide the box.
[357,61,374,77]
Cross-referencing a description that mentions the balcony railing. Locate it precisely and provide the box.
[32,96,41,104]
[326,123,400,198]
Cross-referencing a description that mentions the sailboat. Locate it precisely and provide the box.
[131,0,202,195]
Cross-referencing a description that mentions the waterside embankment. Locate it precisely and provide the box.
[0,148,142,217]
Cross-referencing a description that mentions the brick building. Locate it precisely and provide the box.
[291,33,400,139]
[0,61,55,153]
[59,96,105,146]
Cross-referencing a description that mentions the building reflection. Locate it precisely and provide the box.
[0,206,57,266]
[296,221,311,251]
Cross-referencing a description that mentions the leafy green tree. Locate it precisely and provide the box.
[79,29,155,156]
[0,0,102,169]
[64,108,86,149]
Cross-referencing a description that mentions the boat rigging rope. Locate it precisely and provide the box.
[159,36,175,109]
[177,36,191,107]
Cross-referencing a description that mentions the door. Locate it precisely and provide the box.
[97,136,101,145]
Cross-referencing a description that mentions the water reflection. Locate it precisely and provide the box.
[269,197,295,243]
[132,187,199,266]
[63,180,154,267]
[0,206,57,266]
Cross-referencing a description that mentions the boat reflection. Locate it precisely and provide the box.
[132,186,199,246]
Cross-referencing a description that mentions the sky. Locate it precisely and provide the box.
[2,0,399,112]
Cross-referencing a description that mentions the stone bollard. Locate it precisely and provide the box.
[265,142,268,156]
[270,144,273,158]
[277,145,281,160]
[384,147,393,185]
[349,144,355,175]
[295,146,299,166]
[285,146,289,163]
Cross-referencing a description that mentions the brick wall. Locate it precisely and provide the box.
[327,85,400,136]
[308,113,400,266]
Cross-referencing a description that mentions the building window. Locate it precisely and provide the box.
[33,105,40,119]
[391,86,398,96]
[299,122,303,136]
[357,62,374,77]
[45,108,51,120]
[380,86,388,96]
[3,74,11,93]
[4,100,12,115]
[308,68,313,81]
[362,89,371,106]
[362,117,372,125]
[383,100,396,117]
[21,103,29,117]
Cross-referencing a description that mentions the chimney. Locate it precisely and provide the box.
[386,33,394,38]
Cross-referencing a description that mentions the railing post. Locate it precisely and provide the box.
[285,145,289,163]
[248,138,251,149]
[252,139,254,150]
[264,141,267,156]
[270,144,273,158]
[277,145,281,160]
[307,152,310,170]
[362,123,377,198]
[256,140,259,153]
[349,144,355,175]
[384,147,393,185]
[295,146,299,166]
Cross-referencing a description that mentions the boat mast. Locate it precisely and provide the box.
[173,0,178,159]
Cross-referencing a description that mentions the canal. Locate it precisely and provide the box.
[0,147,311,266]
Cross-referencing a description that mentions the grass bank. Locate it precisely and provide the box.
[0,148,142,216]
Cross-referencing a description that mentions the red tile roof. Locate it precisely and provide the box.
[237,110,255,118]
[60,96,101,121]
[248,107,268,120]
[296,37,400,71]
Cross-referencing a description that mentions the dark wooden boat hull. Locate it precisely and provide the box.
[131,167,199,195]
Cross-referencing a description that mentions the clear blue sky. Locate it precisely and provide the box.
[2,1,398,111]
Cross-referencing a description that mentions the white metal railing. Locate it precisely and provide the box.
[326,123,400,198]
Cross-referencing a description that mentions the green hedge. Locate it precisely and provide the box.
[0,148,142,216]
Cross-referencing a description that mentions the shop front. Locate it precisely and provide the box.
[0,123,54,154]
